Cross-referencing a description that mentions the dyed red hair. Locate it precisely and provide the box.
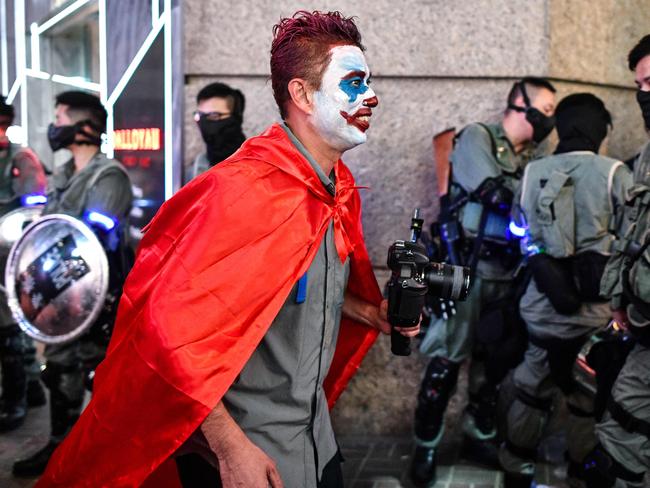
[270,11,365,119]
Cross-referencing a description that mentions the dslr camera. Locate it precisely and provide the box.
[387,209,471,356]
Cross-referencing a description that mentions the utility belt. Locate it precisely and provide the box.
[528,250,609,315]
[608,398,650,440]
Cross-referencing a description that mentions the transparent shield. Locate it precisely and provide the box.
[5,214,108,344]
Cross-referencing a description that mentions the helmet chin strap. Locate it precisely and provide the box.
[73,120,103,147]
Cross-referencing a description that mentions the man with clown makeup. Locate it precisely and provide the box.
[36,10,418,488]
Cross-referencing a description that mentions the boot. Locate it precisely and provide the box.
[0,350,27,432]
[410,445,437,487]
[504,472,534,488]
[461,386,500,468]
[26,379,46,407]
[12,440,60,477]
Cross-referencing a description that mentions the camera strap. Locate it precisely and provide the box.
[467,205,488,279]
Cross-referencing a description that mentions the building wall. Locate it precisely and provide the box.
[184,0,650,435]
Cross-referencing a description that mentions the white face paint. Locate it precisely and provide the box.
[311,45,377,152]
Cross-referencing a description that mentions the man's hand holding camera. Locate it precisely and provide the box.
[342,294,421,338]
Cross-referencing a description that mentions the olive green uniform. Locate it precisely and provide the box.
[0,143,47,425]
[498,151,632,479]
[40,152,132,442]
[596,141,650,487]
[416,123,531,448]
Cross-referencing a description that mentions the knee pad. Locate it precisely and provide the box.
[415,357,460,440]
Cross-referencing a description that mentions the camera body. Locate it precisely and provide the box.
[387,240,430,330]
[386,211,471,356]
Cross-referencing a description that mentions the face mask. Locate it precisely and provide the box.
[47,123,78,151]
[47,121,102,152]
[508,82,556,143]
[311,45,378,152]
[198,116,245,165]
[637,90,650,130]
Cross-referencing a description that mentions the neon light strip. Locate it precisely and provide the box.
[98,0,111,157]
[163,0,172,199]
[98,0,107,104]
[16,0,27,146]
[0,0,8,94]
[25,68,50,80]
[29,22,39,71]
[36,0,90,35]
[51,74,100,92]
[105,105,114,159]
[106,14,164,107]
[152,0,159,25]
[5,78,19,104]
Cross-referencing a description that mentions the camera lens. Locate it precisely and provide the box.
[424,262,471,301]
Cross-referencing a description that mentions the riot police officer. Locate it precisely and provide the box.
[12,91,133,477]
[411,78,557,486]
[0,96,47,432]
[581,34,650,488]
[498,93,632,488]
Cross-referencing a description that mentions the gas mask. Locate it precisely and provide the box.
[47,120,102,152]
[637,90,650,131]
[508,82,556,143]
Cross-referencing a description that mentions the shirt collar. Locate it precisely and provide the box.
[280,122,336,196]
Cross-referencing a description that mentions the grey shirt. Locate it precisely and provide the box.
[182,123,350,487]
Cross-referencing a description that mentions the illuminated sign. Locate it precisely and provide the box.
[113,128,161,151]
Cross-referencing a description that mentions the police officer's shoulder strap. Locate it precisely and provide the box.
[455,123,498,159]
[475,123,497,158]
[85,160,129,191]
[453,123,498,159]
[81,160,130,212]
[607,160,625,215]
[607,397,650,438]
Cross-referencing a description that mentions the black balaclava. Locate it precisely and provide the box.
[638,90,650,131]
[47,120,102,152]
[198,116,246,165]
[554,93,611,155]
[508,81,556,143]
[197,86,246,166]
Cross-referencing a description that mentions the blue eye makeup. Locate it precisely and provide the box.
[339,76,369,103]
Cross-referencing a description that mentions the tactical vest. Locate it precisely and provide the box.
[519,152,625,258]
[44,154,130,220]
[601,142,650,322]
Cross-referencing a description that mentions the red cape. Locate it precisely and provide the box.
[37,124,382,487]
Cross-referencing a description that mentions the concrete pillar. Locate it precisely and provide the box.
[183,0,650,435]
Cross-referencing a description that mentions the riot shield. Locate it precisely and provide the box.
[5,214,109,344]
